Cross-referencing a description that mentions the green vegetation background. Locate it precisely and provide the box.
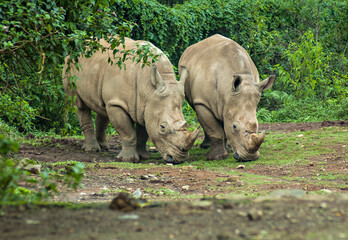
[1,0,347,134]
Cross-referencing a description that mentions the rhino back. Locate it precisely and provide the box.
[179,34,259,119]
[64,37,175,125]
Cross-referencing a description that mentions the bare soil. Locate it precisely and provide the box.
[1,121,348,240]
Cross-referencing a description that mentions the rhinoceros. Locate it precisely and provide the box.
[63,37,200,164]
[179,34,275,161]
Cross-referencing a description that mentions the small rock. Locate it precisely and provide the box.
[226,176,241,182]
[191,200,213,209]
[308,162,314,166]
[166,163,173,166]
[237,211,248,217]
[149,146,156,152]
[25,219,41,225]
[133,188,142,198]
[149,177,160,183]
[126,178,135,183]
[117,214,139,220]
[297,134,304,137]
[270,189,306,198]
[319,202,328,209]
[23,164,41,174]
[182,166,194,171]
[248,209,263,221]
[182,185,190,191]
[237,165,245,169]
[236,180,244,187]
[140,175,149,180]
[110,192,147,212]
[320,189,332,194]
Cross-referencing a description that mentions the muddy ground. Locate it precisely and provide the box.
[1,120,348,240]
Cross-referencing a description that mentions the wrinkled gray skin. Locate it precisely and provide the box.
[63,37,199,164]
[179,34,275,161]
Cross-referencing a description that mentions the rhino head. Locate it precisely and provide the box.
[224,74,275,161]
[144,66,200,164]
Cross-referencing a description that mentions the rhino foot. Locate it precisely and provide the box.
[139,151,151,160]
[207,150,229,160]
[200,142,211,149]
[116,150,140,163]
[98,141,110,150]
[82,142,101,152]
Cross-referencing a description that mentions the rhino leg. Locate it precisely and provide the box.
[96,114,110,150]
[194,105,229,160]
[107,106,140,162]
[200,130,211,149]
[136,124,151,159]
[77,103,101,152]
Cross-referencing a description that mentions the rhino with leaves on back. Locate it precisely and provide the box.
[63,37,199,164]
[179,34,275,161]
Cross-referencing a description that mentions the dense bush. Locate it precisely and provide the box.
[0,0,347,134]
[0,0,157,133]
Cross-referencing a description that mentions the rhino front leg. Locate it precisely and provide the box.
[194,104,229,160]
[136,124,151,159]
[96,113,110,150]
[107,106,140,162]
[77,104,101,152]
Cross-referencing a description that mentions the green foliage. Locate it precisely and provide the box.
[0,0,159,133]
[0,135,84,203]
[0,0,347,133]
[258,91,347,123]
[273,31,348,100]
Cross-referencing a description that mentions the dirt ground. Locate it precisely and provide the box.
[1,120,348,240]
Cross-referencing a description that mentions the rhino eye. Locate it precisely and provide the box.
[159,123,168,134]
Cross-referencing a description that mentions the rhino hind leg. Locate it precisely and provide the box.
[95,114,110,150]
[77,103,101,152]
[107,106,140,163]
[194,105,229,160]
[208,137,229,160]
[200,131,211,149]
[136,124,151,160]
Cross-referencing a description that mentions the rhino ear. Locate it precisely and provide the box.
[257,75,275,91]
[231,74,243,91]
[179,66,189,86]
[151,64,166,90]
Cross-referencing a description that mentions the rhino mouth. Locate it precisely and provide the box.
[233,149,260,161]
[163,148,189,164]
[232,144,260,162]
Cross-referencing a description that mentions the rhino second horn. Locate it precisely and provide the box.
[247,131,265,153]
[183,126,200,151]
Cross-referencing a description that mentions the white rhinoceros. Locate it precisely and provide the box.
[179,34,275,161]
[63,37,199,164]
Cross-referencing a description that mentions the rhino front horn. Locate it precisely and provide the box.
[247,131,265,153]
[183,126,200,151]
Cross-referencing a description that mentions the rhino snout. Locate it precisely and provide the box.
[233,152,240,161]
[233,150,260,162]
[166,155,174,163]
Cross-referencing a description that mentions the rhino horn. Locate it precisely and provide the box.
[247,131,265,153]
[183,126,200,151]
[151,64,166,91]
[179,66,189,86]
[174,121,188,131]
